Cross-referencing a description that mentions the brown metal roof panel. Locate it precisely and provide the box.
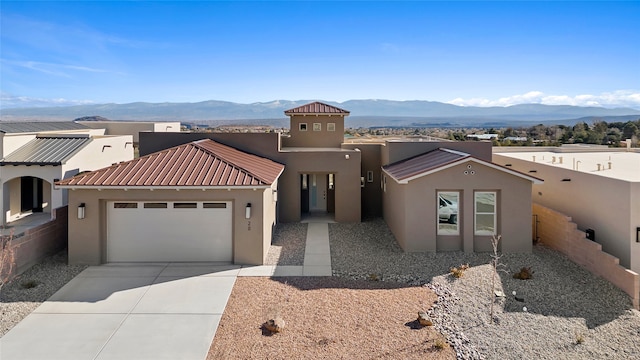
[284,101,349,115]
[57,139,284,187]
[383,149,469,181]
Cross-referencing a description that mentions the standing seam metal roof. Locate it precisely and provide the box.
[0,137,92,165]
[0,122,89,134]
[56,139,285,187]
[382,149,470,181]
[284,101,350,115]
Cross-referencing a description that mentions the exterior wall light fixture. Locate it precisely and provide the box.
[77,203,86,219]
[245,203,252,219]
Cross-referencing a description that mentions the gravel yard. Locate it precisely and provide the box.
[265,223,307,265]
[329,219,640,360]
[4,219,640,360]
[0,251,88,337]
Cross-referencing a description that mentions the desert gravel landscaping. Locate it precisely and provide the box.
[211,219,640,360]
[3,219,640,360]
[0,251,87,337]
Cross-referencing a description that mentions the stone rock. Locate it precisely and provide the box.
[418,311,433,326]
[264,317,285,333]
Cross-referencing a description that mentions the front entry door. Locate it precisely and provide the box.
[310,174,327,211]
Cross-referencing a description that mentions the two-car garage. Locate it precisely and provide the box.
[106,201,233,262]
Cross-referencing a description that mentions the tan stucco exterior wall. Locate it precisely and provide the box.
[66,187,275,266]
[494,153,640,272]
[283,114,345,148]
[277,149,362,223]
[384,160,533,253]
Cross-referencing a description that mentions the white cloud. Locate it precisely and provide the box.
[0,92,95,109]
[1,59,121,78]
[447,90,640,109]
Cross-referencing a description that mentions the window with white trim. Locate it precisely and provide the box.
[313,123,321,131]
[437,191,459,235]
[299,123,307,131]
[474,191,496,235]
[327,122,336,132]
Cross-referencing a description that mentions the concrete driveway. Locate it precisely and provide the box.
[0,263,240,360]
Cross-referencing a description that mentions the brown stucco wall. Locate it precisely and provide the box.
[382,174,407,249]
[383,160,533,253]
[382,141,492,166]
[66,188,273,266]
[283,114,345,148]
[277,149,362,223]
[342,143,383,218]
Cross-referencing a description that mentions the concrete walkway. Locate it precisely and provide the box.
[236,220,333,277]
[0,221,333,359]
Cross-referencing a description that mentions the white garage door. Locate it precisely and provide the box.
[107,201,232,262]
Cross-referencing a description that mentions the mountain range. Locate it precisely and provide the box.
[1,99,639,128]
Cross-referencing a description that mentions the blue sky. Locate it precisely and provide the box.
[1,1,639,108]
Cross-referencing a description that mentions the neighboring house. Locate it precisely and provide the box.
[494,146,640,274]
[58,102,541,266]
[467,134,499,140]
[76,121,181,144]
[0,122,133,225]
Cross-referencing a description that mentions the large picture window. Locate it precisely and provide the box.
[475,191,496,235]
[437,191,459,235]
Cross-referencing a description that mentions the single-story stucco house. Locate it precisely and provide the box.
[57,102,542,265]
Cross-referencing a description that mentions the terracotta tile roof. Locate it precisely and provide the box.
[284,101,350,115]
[1,136,91,165]
[56,139,284,188]
[383,148,469,181]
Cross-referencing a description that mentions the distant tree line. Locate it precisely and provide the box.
[449,118,640,147]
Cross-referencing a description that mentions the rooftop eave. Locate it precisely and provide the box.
[54,185,273,191]
[382,156,544,185]
[0,162,62,166]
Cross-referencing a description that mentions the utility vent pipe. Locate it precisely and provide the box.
[559,156,563,164]
[597,164,602,171]
[608,162,612,170]
[552,156,556,163]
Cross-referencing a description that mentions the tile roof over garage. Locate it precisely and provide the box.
[0,122,89,133]
[383,148,543,184]
[284,101,350,115]
[1,136,91,165]
[56,139,285,188]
